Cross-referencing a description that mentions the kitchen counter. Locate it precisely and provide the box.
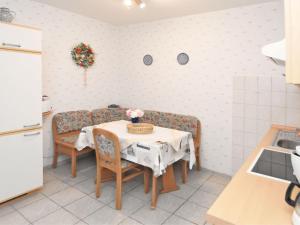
[206,125,299,225]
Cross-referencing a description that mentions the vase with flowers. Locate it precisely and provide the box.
[126,109,144,123]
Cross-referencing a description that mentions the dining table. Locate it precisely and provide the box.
[75,120,196,208]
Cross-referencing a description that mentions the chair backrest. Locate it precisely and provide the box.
[92,128,122,171]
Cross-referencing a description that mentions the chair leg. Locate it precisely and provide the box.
[52,143,59,168]
[96,165,102,198]
[115,173,122,210]
[181,160,188,184]
[144,168,150,193]
[71,150,77,178]
[196,147,201,170]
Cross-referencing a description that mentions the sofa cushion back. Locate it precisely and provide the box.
[53,110,93,134]
[92,108,128,125]
[140,110,199,139]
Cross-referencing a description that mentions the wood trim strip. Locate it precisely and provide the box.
[0,127,42,137]
[0,47,41,55]
[0,186,43,205]
[0,21,41,31]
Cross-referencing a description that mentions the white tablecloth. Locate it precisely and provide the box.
[75,120,195,176]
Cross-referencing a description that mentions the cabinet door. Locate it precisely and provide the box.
[0,130,43,202]
[285,0,300,84]
[0,50,42,133]
[0,23,41,52]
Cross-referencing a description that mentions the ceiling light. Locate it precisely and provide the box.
[123,0,133,7]
[139,2,146,9]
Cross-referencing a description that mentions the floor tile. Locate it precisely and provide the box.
[128,185,151,202]
[43,170,57,184]
[33,208,79,225]
[0,211,29,225]
[163,215,194,225]
[175,201,207,225]
[52,164,74,180]
[156,193,185,213]
[0,205,15,217]
[120,180,141,193]
[199,181,226,195]
[131,205,171,225]
[108,195,145,216]
[17,198,59,222]
[41,179,69,196]
[76,156,96,171]
[89,185,116,204]
[74,178,96,195]
[63,167,96,186]
[83,206,127,225]
[65,196,104,219]
[75,221,88,225]
[12,193,45,209]
[187,170,212,189]
[170,183,197,200]
[119,217,143,225]
[208,173,231,185]
[49,187,86,206]
[189,190,218,208]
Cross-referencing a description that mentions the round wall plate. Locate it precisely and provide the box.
[177,53,189,65]
[143,55,153,66]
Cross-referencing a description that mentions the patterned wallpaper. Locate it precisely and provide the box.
[116,1,284,174]
[0,0,286,174]
[0,0,121,165]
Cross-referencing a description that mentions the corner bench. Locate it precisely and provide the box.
[52,108,201,177]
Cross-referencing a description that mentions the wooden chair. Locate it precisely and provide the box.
[52,113,94,178]
[92,128,148,210]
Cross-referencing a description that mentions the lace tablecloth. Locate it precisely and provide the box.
[75,120,195,176]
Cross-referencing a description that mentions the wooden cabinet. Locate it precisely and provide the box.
[285,0,300,84]
[0,23,41,52]
[0,50,42,133]
[0,22,42,203]
[0,130,43,202]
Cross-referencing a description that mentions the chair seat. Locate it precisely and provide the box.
[59,134,79,145]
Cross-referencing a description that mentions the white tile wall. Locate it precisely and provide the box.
[232,76,300,173]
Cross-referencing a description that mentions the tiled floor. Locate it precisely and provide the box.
[0,156,231,225]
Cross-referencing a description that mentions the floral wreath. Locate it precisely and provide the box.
[71,43,95,69]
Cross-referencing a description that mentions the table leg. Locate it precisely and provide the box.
[151,175,158,209]
[160,164,179,193]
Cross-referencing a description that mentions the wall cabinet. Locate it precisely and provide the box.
[285,0,300,84]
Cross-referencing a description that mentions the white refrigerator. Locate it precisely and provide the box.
[0,22,43,203]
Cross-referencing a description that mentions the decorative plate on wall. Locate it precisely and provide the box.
[143,54,153,66]
[177,53,189,65]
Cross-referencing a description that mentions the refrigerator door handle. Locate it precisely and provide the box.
[2,42,22,48]
[23,123,40,128]
[24,131,41,137]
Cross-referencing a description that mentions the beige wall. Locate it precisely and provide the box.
[1,0,288,175]
[116,1,285,174]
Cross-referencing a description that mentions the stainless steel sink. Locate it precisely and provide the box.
[277,139,300,150]
[273,130,300,150]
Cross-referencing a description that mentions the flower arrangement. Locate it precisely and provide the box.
[126,109,144,123]
[71,43,95,69]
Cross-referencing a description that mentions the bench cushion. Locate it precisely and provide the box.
[54,110,93,134]
[140,110,199,138]
[92,108,128,125]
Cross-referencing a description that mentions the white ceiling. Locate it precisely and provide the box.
[32,0,278,25]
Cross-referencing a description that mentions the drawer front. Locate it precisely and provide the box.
[0,130,43,202]
[0,23,41,52]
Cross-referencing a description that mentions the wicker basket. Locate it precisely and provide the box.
[127,123,154,134]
